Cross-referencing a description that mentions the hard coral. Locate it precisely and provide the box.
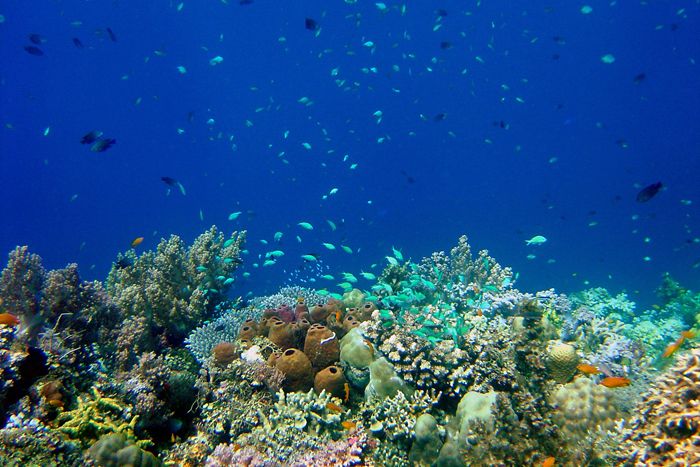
[106,226,245,342]
[617,349,700,465]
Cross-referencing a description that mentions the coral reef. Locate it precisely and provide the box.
[616,349,700,465]
[3,233,698,466]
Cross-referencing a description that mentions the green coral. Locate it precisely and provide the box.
[570,287,636,321]
[105,226,246,340]
[87,434,161,467]
[54,387,150,449]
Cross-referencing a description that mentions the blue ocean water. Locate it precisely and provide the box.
[1,1,699,306]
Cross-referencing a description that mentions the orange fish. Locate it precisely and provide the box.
[343,382,350,403]
[131,236,144,247]
[576,363,600,375]
[0,313,20,327]
[662,341,682,359]
[335,310,342,323]
[341,421,356,430]
[542,457,556,467]
[681,330,696,340]
[600,376,631,388]
[326,402,343,413]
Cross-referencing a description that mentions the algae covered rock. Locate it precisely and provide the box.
[547,342,579,383]
[339,327,374,369]
[455,390,498,435]
[409,413,443,466]
[365,357,413,400]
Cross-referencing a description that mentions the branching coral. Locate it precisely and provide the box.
[106,226,245,342]
[570,287,636,321]
[616,349,700,465]
[185,309,260,364]
[54,386,149,449]
[249,286,328,311]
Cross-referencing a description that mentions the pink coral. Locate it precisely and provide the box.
[290,431,370,467]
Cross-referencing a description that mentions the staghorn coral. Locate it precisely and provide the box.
[616,349,700,465]
[106,226,245,342]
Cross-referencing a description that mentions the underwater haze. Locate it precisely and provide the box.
[2,1,700,304]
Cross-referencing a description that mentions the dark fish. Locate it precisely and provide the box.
[115,257,133,269]
[81,130,103,144]
[633,72,646,84]
[106,27,117,42]
[305,18,318,31]
[72,37,84,49]
[90,138,116,152]
[440,41,452,50]
[436,9,448,17]
[552,36,566,44]
[24,45,44,56]
[29,33,45,45]
[400,170,416,184]
[161,176,187,195]
[636,182,663,203]
[239,0,254,4]
[161,176,179,187]
[552,53,560,61]
[187,111,195,123]
[433,113,446,122]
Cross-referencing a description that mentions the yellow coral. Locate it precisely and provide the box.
[547,342,579,383]
[54,386,151,449]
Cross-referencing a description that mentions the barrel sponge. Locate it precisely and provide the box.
[339,328,375,369]
[314,365,347,398]
[304,324,340,369]
[275,348,314,392]
[547,342,580,383]
[551,377,618,437]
